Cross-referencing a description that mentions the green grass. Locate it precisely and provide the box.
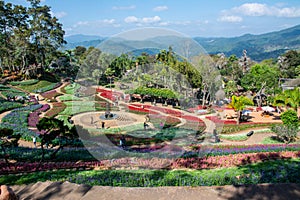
[17,80,54,92]
[1,159,300,186]
[58,94,82,101]
[59,101,97,115]
[261,136,284,144]
[220,134,248,141]
[63,83,81,94]
[9,79,39,86]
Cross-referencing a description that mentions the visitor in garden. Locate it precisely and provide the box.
[101,121,105,129]
[160,122,164,129]
[33,136,36,148]
[120,135,126,148]
[145,114,150,122]
[144,121,148,130]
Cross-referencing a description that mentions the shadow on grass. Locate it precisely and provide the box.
[216,155,300,200]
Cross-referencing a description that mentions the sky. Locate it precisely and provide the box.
[7,0,300,38]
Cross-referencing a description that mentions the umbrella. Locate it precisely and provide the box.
[261,106,275,112]
[242,110,252,115]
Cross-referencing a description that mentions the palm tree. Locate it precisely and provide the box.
[274,87,300,115]
[228,95,254,124]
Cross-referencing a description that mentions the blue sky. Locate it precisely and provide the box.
[7,0,300,37]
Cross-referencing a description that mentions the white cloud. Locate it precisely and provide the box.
[74,19,119,28]
[50,11,67,18]
[153,6,168,12]
[103,19,116,24]
[141,16,161,23]
[218,15,243,22]
[124,16,161,24]
[124,16,139,23]
[231,3,300,18]
[112,5,136,10]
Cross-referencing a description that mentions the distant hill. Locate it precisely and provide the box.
[63,25,300,61]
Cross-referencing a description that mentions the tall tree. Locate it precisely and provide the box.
[27,0,65,66]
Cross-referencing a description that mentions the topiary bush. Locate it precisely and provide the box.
[280,109,299,126]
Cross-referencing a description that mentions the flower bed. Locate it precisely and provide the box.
[0,104,43,140]
[44,102,66,117]
[221,123,276,134]
[0,85,27,98]
[1,151,300,175]
[33,82,62,93]
[0,161,99,175]
[0,97,23,113]
[189,144,300,156]
[9,79,39,86]
[40,90,61,100]
[28,104,50,127]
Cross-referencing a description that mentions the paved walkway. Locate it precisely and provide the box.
[10,181,300,200]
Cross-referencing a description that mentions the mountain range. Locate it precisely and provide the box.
[64,25,300,61]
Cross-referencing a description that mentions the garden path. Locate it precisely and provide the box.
[10,181,300,200]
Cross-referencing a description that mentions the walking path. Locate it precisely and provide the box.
[10,181,300,200]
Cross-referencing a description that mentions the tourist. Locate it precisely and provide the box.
[120,135,126,148]
[33,136,36,148]
[160,122,164,129]
[144,121,148,130]
[101,121,105,129]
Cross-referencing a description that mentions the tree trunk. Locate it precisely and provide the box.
[50,146,63,159]
[236,110,241,125]
[1,145,9,165]
[40,141,45,163]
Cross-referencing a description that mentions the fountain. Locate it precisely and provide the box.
[99,102,118,120]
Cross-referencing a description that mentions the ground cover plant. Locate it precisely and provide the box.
[0,104,43,141]
[16,80,54,93]
[44,102,66,117]
[40,90,62,100]
[9,79,39,86]
[0,84,27,98]
[1,158,300,186]
[0,96,23,113]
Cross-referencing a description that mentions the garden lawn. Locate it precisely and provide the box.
[59,101,96,115]
[1,158,300,186]
[17,80,55,93]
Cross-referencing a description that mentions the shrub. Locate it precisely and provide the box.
[9,79,39,86]
[280,109,299,126]
[271,124,298,143]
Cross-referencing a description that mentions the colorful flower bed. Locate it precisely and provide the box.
[44,102,66,117]
[0,104,43,140]
[1,151,300,174]
[28,104,50,127]
[40,90,61,100]
[0,97,23,113]
[0,161,99,175]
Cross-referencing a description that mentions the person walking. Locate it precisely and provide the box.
[33,136,37,148]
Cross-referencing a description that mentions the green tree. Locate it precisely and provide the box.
[0,128,19,164]
[241,64,280,94]
[36,118,79,162]
[278,50,300,78]
[274,88,300,112]
[228,95,254,124]
[27,0,65,66]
